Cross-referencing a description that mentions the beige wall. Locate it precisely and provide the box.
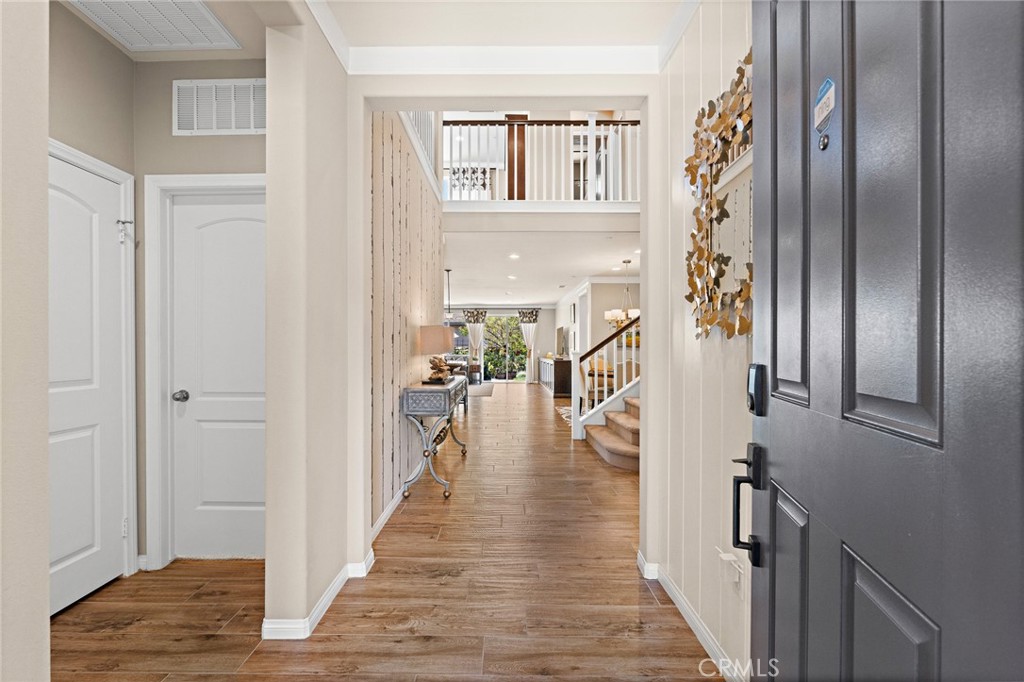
[0,2,52,677]
[369,112,444,524]
[662,0,754,666]
[132,58,265,551]
[264,9,351,621]
[49,2,134,172]
[589,281,639,348]
[555,280,640,355]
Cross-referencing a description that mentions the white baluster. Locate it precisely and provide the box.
[612,333,618,395]
[561,123,569,200]
[599,346,605,404]
[587,114,597,201]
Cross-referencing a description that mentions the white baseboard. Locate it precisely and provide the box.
[137,555,149,571]
[261,548,376,640]
[637,550,659,580]
[658,573,744,682]
[371,488,405,541]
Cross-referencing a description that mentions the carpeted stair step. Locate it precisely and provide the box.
[585,424,640,472]
[605,410,640,446]
[624,397,641,419]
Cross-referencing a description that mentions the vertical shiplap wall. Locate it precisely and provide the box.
[370,112,444,524]
[663,0,754,667]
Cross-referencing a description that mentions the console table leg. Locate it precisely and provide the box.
[401,414,452,498]
[448,408,468,456]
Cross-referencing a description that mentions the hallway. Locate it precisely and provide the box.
[51,384,717,680]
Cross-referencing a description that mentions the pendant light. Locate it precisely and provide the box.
[444,268,455,323]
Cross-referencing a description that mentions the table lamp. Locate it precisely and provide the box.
[419,325,454,383]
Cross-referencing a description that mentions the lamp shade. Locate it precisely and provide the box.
[420,325,454,355]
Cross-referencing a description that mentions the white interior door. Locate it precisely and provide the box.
[48,155,128,614]
[171,193,266,557]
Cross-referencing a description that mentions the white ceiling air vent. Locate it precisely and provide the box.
[70,1,240,52]
[173,79,266,136]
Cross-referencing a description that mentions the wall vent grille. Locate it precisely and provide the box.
[173,79,266,136]
[70,1,240,52]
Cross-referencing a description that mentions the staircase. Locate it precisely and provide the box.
[585,397,640,471]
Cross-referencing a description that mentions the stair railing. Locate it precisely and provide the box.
[442,117,641,202]
[571,316,640,439]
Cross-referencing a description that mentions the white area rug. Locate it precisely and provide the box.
[556,406,573,425]
[468,382,495,397]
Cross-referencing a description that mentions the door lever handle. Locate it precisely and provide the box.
[732,443,765,490]
[172,389,190,403]
[732,443,765,567]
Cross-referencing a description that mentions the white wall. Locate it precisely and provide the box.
[660,0,754,670]
[0,1,51,677]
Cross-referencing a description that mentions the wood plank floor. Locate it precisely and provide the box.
[51,383,719,680]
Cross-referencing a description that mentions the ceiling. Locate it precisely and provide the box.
[444,231,641,307]
[327,2,682,48]
[63,0,267,61]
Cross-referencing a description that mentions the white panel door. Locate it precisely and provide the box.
[48,156,127,614]
[172,193,266,557]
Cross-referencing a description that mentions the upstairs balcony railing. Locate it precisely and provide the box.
[442,119,641,203]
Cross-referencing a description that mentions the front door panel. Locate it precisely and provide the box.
[751,2,1024,679]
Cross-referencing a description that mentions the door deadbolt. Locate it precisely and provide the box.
[172,389,190,402]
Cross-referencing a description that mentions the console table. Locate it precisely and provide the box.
[400,375,468,499]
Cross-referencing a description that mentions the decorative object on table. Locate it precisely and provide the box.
[463,308,487,369]
[518,308,540,383]
[401,375,469,499]
[419,324,454,383]
[427,356,453,384]
[683,47,754,339]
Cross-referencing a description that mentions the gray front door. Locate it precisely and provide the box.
[749,2,1024,679]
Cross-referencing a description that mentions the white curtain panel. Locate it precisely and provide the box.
[468,323,485,366]
[518,309,540,383]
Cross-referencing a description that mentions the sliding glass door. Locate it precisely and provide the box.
[483,316,527,382]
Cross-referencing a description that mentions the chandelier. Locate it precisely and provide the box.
[604,259,640,329]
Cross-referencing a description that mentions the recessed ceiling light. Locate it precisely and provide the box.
[612,267,622,271]
[635,249,642,254]
[508,253,520,260]
[507,275,517,280]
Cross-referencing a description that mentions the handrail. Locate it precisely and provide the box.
[443,119,641,127]
[581,316,640,363]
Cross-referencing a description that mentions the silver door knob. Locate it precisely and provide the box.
[172,389,190,402]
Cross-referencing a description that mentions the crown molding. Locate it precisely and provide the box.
[308,0,697,76]
[347,45,660,76]
[306,0,351,71]
[657,0,700,71]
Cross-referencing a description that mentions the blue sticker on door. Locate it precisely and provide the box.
[814,78,836,134]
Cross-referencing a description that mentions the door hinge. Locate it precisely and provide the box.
[122,518,129,538]
[116,219,134,245]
